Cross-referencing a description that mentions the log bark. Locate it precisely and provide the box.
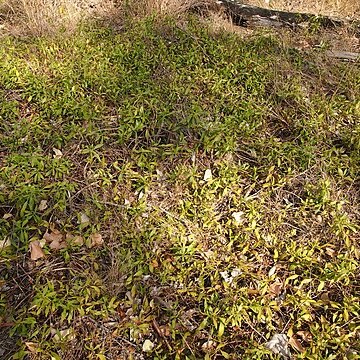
[325,50,360,62]
[218,0,346,28]
[213,2,359,62]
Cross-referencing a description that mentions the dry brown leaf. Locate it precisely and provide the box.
[80,212,90,225]
[2,213,12,220]
[49,239,67,250]
[325,247,336,257]
[73,236,84,246]
[53,147,63,159]
[268,280,283,298]
[25,342,38,353]
[89,233,103,248]
[43,229,63,244]
[38,200,48,211]
[247,288,260,296]
[297,331,313,342]
[202,340,217,352]
[49,240,60,250]
[320,292,330,303]
[65,233,74,242]
[159,325,171,337]
[66,233,84,246]
[151,259,159,268]
[29,241,46,260]
[289,336,305,353]
[43,228,67,250]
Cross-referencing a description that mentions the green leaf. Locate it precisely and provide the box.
[218,321,225,337]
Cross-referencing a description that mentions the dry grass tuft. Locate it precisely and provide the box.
[1,0,358,38]
[0,0,216,36]
[149,0,213,15]
[0,0,92,36]
[203,8,253,36]
[121,0,214,20]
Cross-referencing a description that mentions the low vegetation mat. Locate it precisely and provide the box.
[0,16,359,359]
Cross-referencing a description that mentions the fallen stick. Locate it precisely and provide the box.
[325,50,360,62]
[217,0,346,28]
[213,1,360,62]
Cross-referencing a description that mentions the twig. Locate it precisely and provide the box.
[0,322,15,327]
[152,319,172,351]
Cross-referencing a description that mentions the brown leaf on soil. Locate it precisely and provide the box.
[89,233,103,248]
[65,233,84,246]
[202,340,217,351]
[43,228,67,250]
[49,239,67,250]
[325,247,337,257]
[43,229,63,244]
[297,330,313,342]
[320,292,330,303]
[159,324,171,337]
[289,336,305,353]
[65,233,74,242]
[151,259,159,268]
[25,342,38,353]
[80,212,90,225]
[29,241,46,260]
[73,236,84,246]
[38,200,48,211]
[268,279,283,298]
[53,147,63,159]
[247,288,260,297]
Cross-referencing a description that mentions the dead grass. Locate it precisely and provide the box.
[0,0,106,36]
[202,8,253,36]
[0,0,215,36]
[124,0,213,18]
[0,0,83,36]
[247,0,360,19]
[1,0,359,37]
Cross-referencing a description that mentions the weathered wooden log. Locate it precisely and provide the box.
[325,50,360,62]
[211,1,359,62]
[217,0,345,28]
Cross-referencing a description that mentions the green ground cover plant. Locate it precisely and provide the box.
[0,15,359,359]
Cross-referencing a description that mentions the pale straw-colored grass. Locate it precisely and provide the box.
[0,0,214,36]
[0,0,89,36]
[247,0,360,19]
